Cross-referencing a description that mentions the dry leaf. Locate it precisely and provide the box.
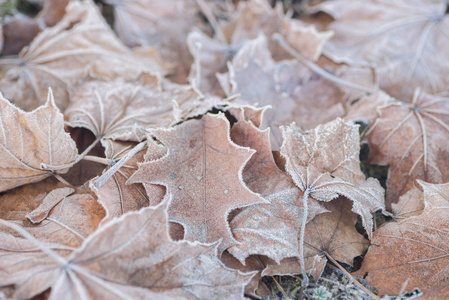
[357,180,449,297]
[281,118,385,238]
[366,89,449,207]
[218,35,348,148]
[105,0,210,83]
[264,197,369,280]
[128,113,266,252]
[0,196,254,299]
[0,180,105,248]
[0,90,77,192]
[317,0,449,101]
[91,140,150,224]
[0,0,159,111]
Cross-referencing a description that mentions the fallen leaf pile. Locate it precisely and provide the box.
[1,0,449,299]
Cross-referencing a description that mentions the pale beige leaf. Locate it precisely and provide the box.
[0,91,77,192]
[281,118,385,237]
[26,187,75,224]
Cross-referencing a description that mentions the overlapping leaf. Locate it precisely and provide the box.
[357,181,449,297]
[316,0,449,101]
[366,89,449,207]
[0,91,77,192]
[0,197,254,299]
[129,113,266,252]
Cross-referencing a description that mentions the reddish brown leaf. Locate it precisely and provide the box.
[357,180,449,297]
[366,89,449,207]
[128,113,266,252]
[0,91,77,192]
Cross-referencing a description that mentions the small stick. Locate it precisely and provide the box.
[54,174,74,188]
[93,140,147,188]
[325,253,381,300]
[271,276,289,299]
[273,33,377,94]
[194,0,227,43]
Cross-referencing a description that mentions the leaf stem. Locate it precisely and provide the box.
[54,174,74,188]
[41,136,101,171]
[272,33,377,94]
[299,188,310,287]
[325,253,381,300]
[93,140,147,188]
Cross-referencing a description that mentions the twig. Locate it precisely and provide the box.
[93,140,147,188]
[272,33,377,94]
[54,174,74,188]
[41,136,101,171]
[272,276,289,299]
[325,253,381,300]
[194,0,227,43]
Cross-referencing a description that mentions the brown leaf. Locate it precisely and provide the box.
[223,0,331,61]
[281,118,384,237]
[66,75,217,143]
[218,35,347,148]
[0,196,254,299]
[344,91,393,126]
[1,14,41,56]
[316,0,449,101]
[356,180,449,297]
[366,89,449,207]
[0,0,160,111]
[91,140,150,224]
[0,179,105,248]
[105,0,210,83]
[0,90,77,192]
[128,113,266,252]
[265,197,369,280]
[26,187,75,224]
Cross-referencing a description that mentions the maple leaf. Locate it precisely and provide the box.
[105,0,211,83]
[0,179,105,248]
[0,90,77,192]
[128,113,266,252]
[280,118,384,285]
[263,197,369,281]
[316,0,449,101]
[218,35,373,148]
[357,180,449,297]
[0,0,160,111]
[366,89,449,207]
[66,75,218,144]
[0,196,254,299]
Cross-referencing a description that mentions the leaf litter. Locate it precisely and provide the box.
[1,0,449,299]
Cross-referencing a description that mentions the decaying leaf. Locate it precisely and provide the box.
[129,113,266,252]
[219,35,347,148]
[0,179,105,248]
[281,118,384,237]
[357,180,449,297]
[366,89,449,207]
[0,196,254,299]
[0,90,77,192]
[91,140,150,224]
[316,0,449,101]
[0,0,160,111]
[265,197,369,280]
[66,74,218,142]
[105,0,210,83]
